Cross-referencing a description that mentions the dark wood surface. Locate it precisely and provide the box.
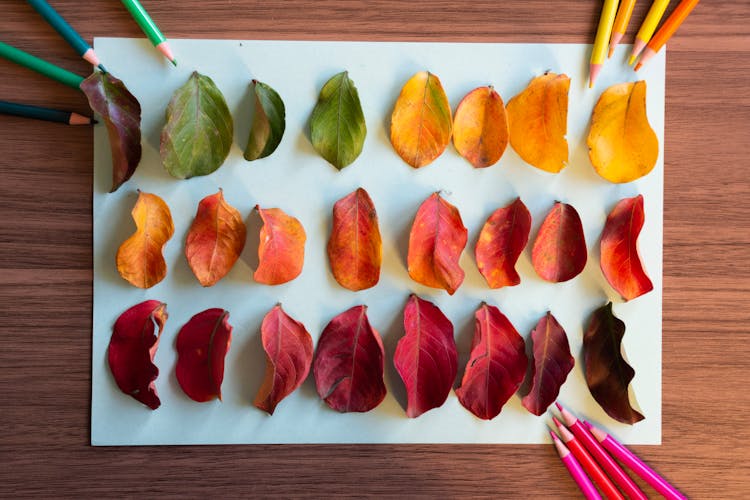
[1,1,748,497]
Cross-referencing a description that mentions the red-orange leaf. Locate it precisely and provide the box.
[600,195,654,301]
[254,304,313,414]
[108,300,167,410]
[532,202,587,282]
[455,303,527,420]
[452,86,509,168]
[407,193,468,295]
[175,308,232,403]
[185,190,246,287]
[475,198,531,288]
[327,188,382,291]
[254,205,306,285]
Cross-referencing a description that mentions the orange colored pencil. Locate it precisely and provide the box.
[635,0,700,70]
[609,0,638,58]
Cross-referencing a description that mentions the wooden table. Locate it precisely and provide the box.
[2,1,748,497]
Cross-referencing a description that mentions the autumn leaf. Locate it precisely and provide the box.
[521,312,574,416]
[394,295,457,418]
[390,71,452,168]
[456,303,527,420]
[506,73,570,173]
[532,202,587,282]
[175,308,233,403]
[116,191,174,289]
[244,79,285,161]
[601,195,654,301]
[80,71,141,192]
[310,71,366,170]
[313,305,386,412]
[254,205,306,285]
[107,300,167,410]
[161,71,233,179]
[407,193,468,295]
[452,86,509,168]
[475,198,531,288]
[588,81,658,183]
[584,303,644,424]
[254,304,313,415]
[327,188,382,291]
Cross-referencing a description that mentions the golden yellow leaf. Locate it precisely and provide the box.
[452,86,509,168]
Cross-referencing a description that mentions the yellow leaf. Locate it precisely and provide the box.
[452,86,509,168]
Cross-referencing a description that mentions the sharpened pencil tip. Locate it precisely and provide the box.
[634,62,643,71]
[552,415,562,427]
[171,59,177,67]
[628,55,636,65]
[555,401,562,411]
[98,64,108,74]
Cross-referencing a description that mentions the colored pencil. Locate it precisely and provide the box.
[589,0,619,88]
[585,422,687,500]
[0,100,94,125]
[556,403,648,500]
[629,0,671,64]
[550,431,602,500]
[635,0,701,71]
[120,0,176,65]
[608,0,637,58]
[0,41,85,89]
[552,417,625,500]
[26,0,105,72]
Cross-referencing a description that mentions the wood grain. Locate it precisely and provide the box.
[1,1,749,497]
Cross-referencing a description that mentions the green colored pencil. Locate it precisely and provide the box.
[0,41,85,89]
[120,0,176,65]
[0,100,94,125]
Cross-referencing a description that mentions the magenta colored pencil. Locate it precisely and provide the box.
[550,431,602,500]
[585,422,687,500]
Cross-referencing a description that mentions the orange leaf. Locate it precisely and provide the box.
[506,73,570,173]
[531,202,587,283]
[254,205,306,285]
[327,188,382,291]
[116,191,174,288]
[452,86,509,168]
[588,81,658,183]
[390,71,452,168]
[407,193,468,295]
[185,190,247,287]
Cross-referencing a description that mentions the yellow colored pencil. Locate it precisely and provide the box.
[609,0,637,58]
[629,0,670,64]
[590,0,619,88]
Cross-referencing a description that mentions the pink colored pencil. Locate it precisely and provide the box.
[585,421,687,500]
[550,431,602,500]
[556,403,648,500]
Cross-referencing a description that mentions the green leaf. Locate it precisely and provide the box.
[244,80,286,161]
[160,71,233,179]
[310,71,367,170]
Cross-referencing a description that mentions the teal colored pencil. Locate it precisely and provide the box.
[0,100,94,125]
[120,0,176,65]
[0,41,85,89]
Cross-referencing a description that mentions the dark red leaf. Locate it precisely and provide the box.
[313,305,386,412]
[107,300,167,410]
[175,308,232,403]
[455,303,527,420]
[394,295,458,418]
[521,312,575,416]
[532,202,587,282]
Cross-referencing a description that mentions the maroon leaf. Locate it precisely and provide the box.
[313,305,386,412]
[394,295,458,418]
[80,71,142,192]
[455,303,527,420]
[531,202,587,282]
[521,312,575,416]
[254,304,313,414]
[175,308,232,403]
[107,300,167,410]
[584,302,645,424]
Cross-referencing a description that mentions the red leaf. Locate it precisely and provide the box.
[455,303,527,420]
[254,205,306,285]
[475,198,531,288]
[254,304,314,414]
[394,295,458,418]
[407,193,468,295]
[108,300,167,410]
[521,312,575,416]
[175,308,233,403]
[600,195,654,301]
[313,305,386,412]
[532,202,587,282]
[584,302,645,424]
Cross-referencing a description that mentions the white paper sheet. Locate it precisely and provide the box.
[92,39,664,445]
